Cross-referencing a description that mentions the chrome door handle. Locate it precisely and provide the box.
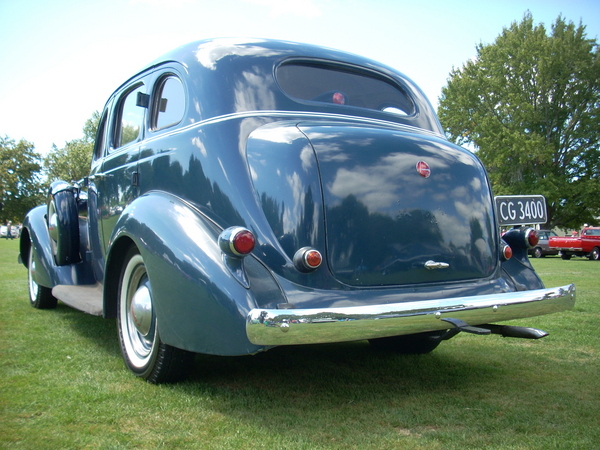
[89,172,110,181]
[424,260,450,270]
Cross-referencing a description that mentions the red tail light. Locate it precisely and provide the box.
[526,228,539,248]
[304,249,322,268]
[219,227,255,257]
[294,247,322,272]
[503,227,539,251]
[233,230,255,255]
[502,244,513,261]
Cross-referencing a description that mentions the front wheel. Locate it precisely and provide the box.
[117,246,194,383]
[369,331,443,354]
[28,247,57,309]
[590,247,600,261]
[561,252,572,260]
[533,247,544,258]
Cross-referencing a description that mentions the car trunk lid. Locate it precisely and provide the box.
[299,123,497,286]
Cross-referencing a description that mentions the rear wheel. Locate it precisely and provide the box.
[117,246,194,383]
[590,247,600,261]
[533,247,544,258]
[369,331,444,354]
[27,247,57,309]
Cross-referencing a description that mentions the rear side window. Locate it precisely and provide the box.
[116,84,145,148]
[277,62,415,116]
[152,76,185,130]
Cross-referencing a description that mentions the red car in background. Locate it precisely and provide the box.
[549,227,600,260]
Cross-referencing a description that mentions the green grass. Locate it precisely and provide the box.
[1,239,598,449]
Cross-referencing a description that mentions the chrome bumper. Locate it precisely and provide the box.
[246,284,575,346]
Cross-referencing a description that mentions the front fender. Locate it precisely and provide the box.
[20,205,94,288]
[107,191,285,356]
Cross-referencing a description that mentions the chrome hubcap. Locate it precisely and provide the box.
[120,253,157,369]
[130,284,153,337]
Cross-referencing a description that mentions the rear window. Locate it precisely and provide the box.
[277,62,415,116]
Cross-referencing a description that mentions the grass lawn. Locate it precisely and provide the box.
[1,238,598,449]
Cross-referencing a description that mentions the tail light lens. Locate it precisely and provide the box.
[219,227,255,257]
[305,250,322,268]
[525,228,539,248]
[294,247,322,272]
[502,243,513,261]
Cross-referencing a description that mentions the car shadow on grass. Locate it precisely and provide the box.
[54,298,519,396]
[52,301,121,357]
[175,339,531,444]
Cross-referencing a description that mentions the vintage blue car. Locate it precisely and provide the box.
[20,38,575,383]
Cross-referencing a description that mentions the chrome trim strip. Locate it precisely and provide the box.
[172,110,445,138]
[246,284,575,346]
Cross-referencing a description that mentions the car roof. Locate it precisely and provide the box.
[109,38,443,133]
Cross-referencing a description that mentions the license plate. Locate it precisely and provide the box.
[494,195,547,226]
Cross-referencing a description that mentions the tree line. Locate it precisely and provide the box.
[1,13,598,229]
[0,112,99,224]
[439,13,599,229]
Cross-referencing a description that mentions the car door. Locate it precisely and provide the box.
[94,79,148,253]
[87,106,111,281]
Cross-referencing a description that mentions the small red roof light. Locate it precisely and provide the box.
[332,92,345,105]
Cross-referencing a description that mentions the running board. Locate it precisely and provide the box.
[52,284,104,316]
[439,318,548,340]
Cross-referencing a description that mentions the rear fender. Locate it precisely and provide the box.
[501,227,544,291]
[105,191,285,355]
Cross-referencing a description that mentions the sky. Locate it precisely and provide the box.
[1,0,599,155]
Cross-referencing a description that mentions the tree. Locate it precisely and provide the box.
[0,136,46,223]
[45,139,94,183]
[44,111,100,183]
[438,13,600,229]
